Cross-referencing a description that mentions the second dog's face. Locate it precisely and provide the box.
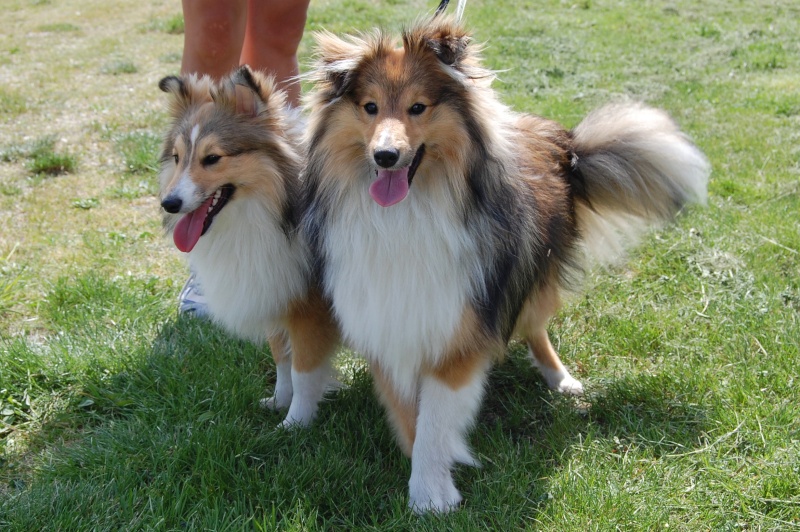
[158,72,300,252]
[162,113,235,215]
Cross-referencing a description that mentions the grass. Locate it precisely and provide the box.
[100,59,138,75]
[0,88,27,117]
[0,248,23,317]
[35,23,80,33]
[28,150,77,177]
[1,136,78,177]
[114,131,161,175]
[71,197,99,210]
[107,130,161,199]
[143,13,185,35]
[1,0,799,529]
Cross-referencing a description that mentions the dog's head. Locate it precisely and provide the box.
[158,66,301,252]
[307,17,495,207]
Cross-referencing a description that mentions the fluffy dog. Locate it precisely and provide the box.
[300,17,710,513]
[158,66,339,427]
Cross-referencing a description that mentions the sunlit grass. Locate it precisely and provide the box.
[0,0,798,529]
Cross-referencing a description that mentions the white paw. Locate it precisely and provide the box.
[259,393,292,411]
[555,374,584,396]
[277,415,309,430]
[537,366,584,396]
[276,400,319,429]
[408,469,463,514]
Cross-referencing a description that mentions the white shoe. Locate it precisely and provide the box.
[178,273,209,318]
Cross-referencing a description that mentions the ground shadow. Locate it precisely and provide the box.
[2,315,713,529]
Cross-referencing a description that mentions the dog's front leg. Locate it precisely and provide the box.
[279,360,335,428]
[408,357,490,514]
[278,298,340,428]
[261,333,293,411]
[261,326,338,428]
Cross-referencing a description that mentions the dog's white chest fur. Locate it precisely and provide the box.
[324,187,479,398]
[189,197,309,344]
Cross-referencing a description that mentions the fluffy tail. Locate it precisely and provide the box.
[570,102,710,264]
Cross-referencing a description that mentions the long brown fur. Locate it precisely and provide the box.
[158,66,340,428]
[300,16,709,513]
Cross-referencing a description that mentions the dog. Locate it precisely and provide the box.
[158,66,339,428]
[299,17,710,513]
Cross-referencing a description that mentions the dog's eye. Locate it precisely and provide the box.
[203,154,221,166]
[409,103,427,115]
[363,102,378,115]
[173,153,179,164]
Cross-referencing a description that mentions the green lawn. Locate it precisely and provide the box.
[1,0,799,529]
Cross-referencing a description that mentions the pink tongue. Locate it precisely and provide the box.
[172,195,214,253]
[369,168,410,207]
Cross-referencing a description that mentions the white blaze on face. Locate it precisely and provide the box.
[176,124,202,205]
[190,124,200,149]
[376,127,394,153]
[372,118,409,158]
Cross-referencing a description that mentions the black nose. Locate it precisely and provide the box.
[161,196,182,214]
[374,149,399,168]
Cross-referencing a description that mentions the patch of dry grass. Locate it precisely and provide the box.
[0,0,185,332]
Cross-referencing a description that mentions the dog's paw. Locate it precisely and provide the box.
[537,366,584,397]
[277,413,313,430]
[259,395,289,411]
[555,374,584,396]
[408,469,463,514]
[276,399,319,429]
[259,382,294,411]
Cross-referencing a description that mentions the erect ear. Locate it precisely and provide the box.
[212,65,284,118]
[422,23,472,68]
[404,18,492,83]
[231,65,262,117]
[311,31,366,100]
[158,75,185,98]
[158,74,213,117]
[158,75,191,118]
[433,0,451,17]
[234,84,257,117]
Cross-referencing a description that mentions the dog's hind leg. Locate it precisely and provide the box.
[528,329,583,396]
[279,289,341,428]
[517,282,584,396]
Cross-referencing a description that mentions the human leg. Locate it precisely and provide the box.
[240,0,310,106]
[181,0,248,80]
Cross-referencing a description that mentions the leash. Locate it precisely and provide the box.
[434,0,467,21]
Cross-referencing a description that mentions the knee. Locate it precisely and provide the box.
[253,2,308,56]
[184,2,246,50]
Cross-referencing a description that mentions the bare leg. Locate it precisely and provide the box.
[240,0,309,106]
[180,0,247,80]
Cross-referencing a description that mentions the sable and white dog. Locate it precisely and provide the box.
[299,18,709,512]
[158,66,339,428]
